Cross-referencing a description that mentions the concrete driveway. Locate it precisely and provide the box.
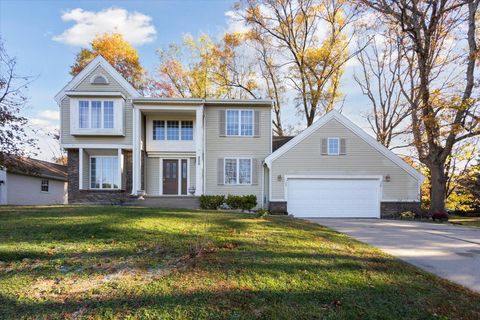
[308,219,480,293]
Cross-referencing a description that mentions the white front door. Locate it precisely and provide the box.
[286,178,381,218]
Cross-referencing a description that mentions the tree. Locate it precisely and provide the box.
[354,33,411,149]
[0,39,37,166]
[238,0,358,127]
[362,0,480,212]
[70,33,144,89]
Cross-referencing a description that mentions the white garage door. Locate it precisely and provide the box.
[287,178,380,218]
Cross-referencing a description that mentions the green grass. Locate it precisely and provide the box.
[0,206,479,319]
[449,215,480,228]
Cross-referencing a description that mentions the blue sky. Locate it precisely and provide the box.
[0,0,368,161]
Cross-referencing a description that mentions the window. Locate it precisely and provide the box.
[226,109,254,136]
[91,101,102,128]
[224,158,252,185]
[79,101,89,128]
[41,179,49,192]
[153,120,165,140]
[90,156,119,189]
[78,100,114,129]
[152,120,193,141]
[181,121,193,140]
[328,137,340,155]
[103,101,114,128]
[167,121,179,140]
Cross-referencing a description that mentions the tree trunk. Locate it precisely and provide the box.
[429,161,447,212]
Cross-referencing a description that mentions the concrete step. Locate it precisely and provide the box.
[126,196,200,209]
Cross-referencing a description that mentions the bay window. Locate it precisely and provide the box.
[224,158,252,185]
[90,156,119,189]
[78,100,115,130]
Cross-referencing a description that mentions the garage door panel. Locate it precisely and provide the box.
[287,178,380,218]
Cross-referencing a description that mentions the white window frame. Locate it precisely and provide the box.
[89,156,120,190]
[152,120,194,141]
[40,179,49,193]
[327,137,340,156]
[225,109,254,137]
[70,97,124,136]
[224,157,252,185]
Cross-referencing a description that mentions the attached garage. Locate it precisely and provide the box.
[286,176,381,218]
[264,111,425,218]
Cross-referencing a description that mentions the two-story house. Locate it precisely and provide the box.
[56,56,271,207]
[56,56,424,218]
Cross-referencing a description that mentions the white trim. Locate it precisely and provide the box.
[89,74,109,85]
[117,149,123,190]
[265,110,425,183]
[78,148,83,190]
[135,104,201,111]
[65,91,125,99]
[55,55,140,104]
[148,152,196,158]
[195,107,204,195]
[225,109,254,137]
[223,157,253,185]
[159,158,163,195]
[159,158,189,195]
[132,107,141,195]
[327,137,340,155]
[70,98,124,136]
[62,144,132,149]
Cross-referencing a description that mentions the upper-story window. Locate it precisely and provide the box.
[328,137,340,155]
[153,120,193,141]
[78,100,115,129]
[226,110,253,136]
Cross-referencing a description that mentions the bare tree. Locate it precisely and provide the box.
[361,0,480,212]
[354,33,411,149]
[0,39,37,166]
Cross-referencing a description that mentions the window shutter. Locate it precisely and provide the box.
[321,138,328,155]
[340,138,346,155]
[219,110,226,137]
[254,110,260,137]
[217,158,224,185]
[252,158,259,185]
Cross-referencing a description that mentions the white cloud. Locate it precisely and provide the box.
[29,109,60,132]
[53,7,156,46]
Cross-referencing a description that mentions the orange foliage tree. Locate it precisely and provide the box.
[70,33,144,89]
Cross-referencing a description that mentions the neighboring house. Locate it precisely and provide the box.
[0,157,67,205]
[56,55,424,218]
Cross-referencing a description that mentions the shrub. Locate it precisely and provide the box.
[431,211,449,222]
[399,211,415,220]
[199,195,225,210]
[225,194,258,211]
[256,208,269,218]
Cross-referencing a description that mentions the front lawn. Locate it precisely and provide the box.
[0,206,479,319]
[448,215,480,228]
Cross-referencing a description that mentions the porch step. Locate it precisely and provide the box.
[126,196,200,210]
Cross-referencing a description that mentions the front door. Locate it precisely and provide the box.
[163,160,178,194]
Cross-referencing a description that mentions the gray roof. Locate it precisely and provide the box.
[2,156,67,181]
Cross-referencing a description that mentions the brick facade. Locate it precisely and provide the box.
[267,200,421,218]
[67,149,133,204]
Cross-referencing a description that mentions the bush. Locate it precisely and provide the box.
[431,211,449,222]
[199,195,225,210]
[256,208,269,218]
[399,211,415,220]
[226,194,258,211]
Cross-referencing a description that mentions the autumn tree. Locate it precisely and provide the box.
[0,39,37,166]
[237,0,358,127]
[361,0,480,212]
[70,33,144,89]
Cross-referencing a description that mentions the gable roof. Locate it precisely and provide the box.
[55,55,140,104]
[265,110,425,183]
[2,155,67,181]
